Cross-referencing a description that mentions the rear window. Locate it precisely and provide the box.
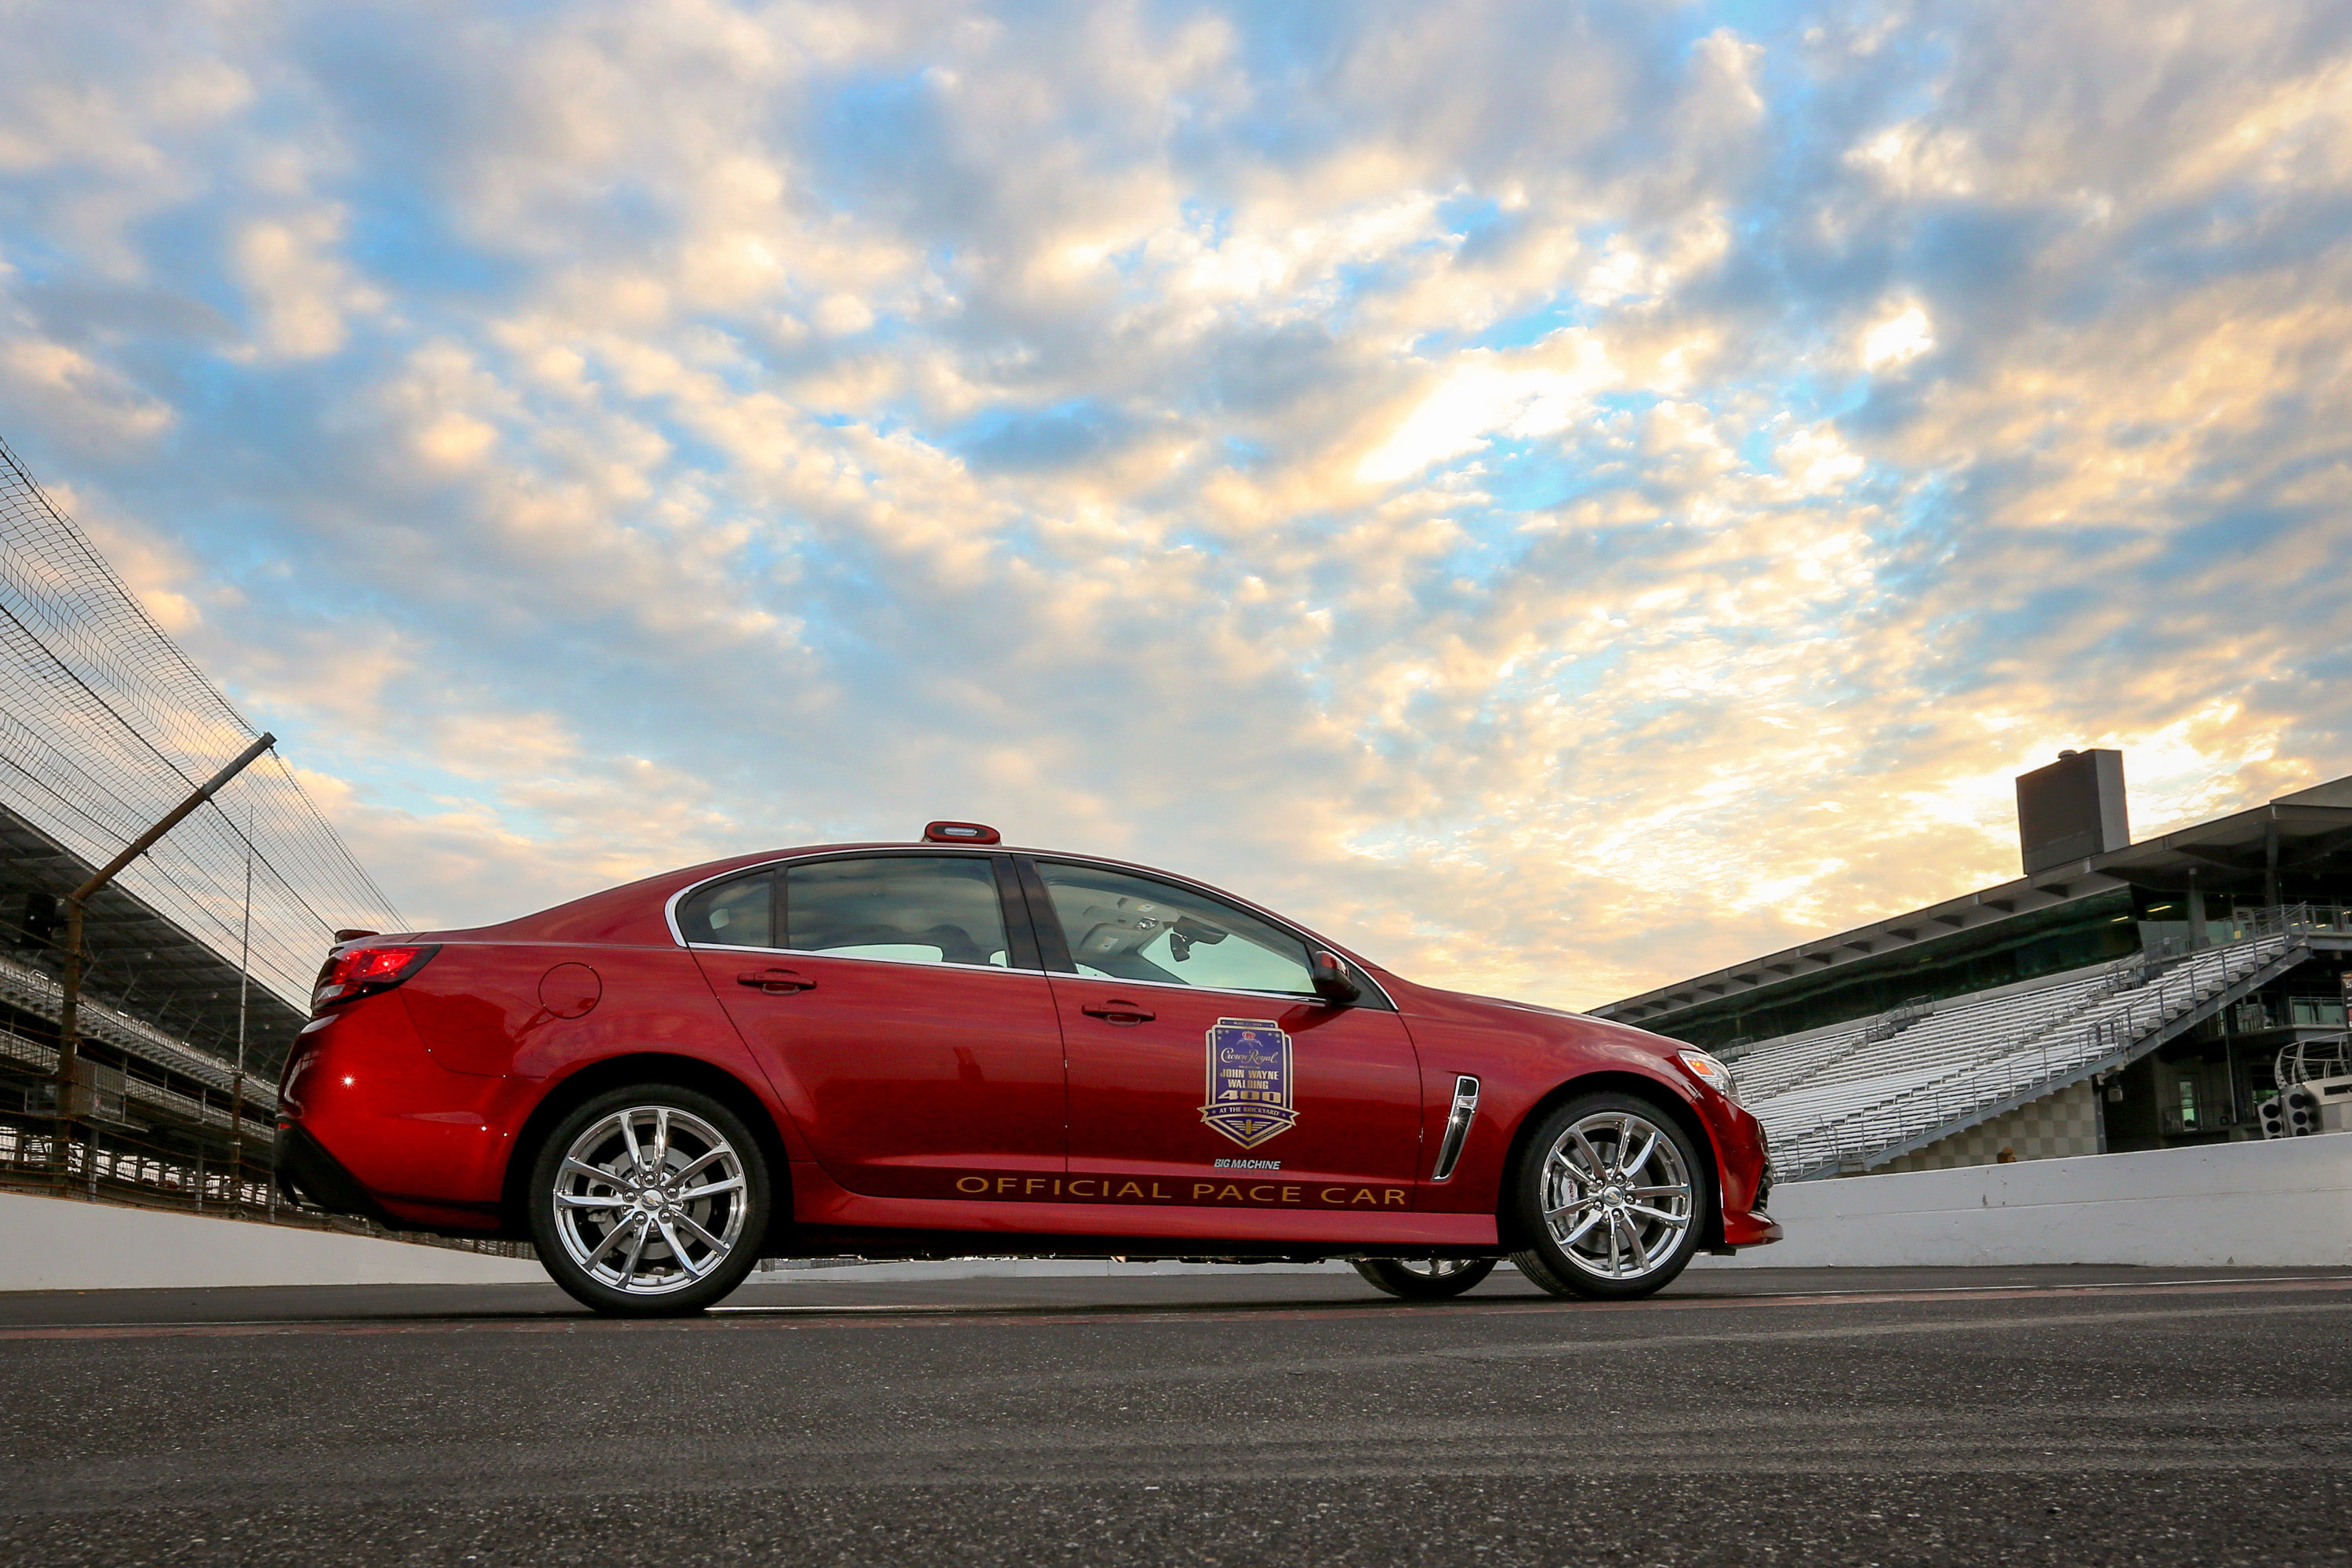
[677,872,774,946]
[785,856,1011,967]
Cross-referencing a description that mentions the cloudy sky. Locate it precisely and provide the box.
[2,0,2347,1009]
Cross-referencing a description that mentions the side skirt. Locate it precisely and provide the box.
[781,1228,1507,1262]
[786,1161,1500,1250]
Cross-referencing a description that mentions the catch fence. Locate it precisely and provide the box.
[0,434,404,1012]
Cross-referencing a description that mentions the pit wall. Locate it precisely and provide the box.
[0,1192,547,1291]
[1695,1134,2352,1269]
[9,1134,2347,1290]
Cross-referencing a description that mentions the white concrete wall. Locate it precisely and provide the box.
[1694,1134,2352,1269]
[13,1135,2348,1291]
[0,1192,548,1291]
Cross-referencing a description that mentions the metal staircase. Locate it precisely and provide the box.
[1730,904,2352,1181]
[1759,932,2302,1178]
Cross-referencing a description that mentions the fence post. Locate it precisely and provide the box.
[50,733,277,1186]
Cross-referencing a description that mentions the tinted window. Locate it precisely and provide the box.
[785,856,1011,967]
[677,872,774,946]
[1036,862,1313,994]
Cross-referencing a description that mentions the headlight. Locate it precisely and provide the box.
[1676,1049,1738,1104]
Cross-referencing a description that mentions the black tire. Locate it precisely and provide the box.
[1352,1257,1499,1300]
[527,1083,771,1317]
[1508,1091,1710,1301]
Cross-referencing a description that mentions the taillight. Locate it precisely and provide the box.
[312,943,439,1010]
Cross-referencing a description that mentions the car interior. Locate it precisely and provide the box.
[1036,863,1316,993]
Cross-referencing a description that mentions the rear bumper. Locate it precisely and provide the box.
[277,995,528,1233]
[274,1121,393,1222]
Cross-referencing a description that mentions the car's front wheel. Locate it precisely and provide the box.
[527,1083,770,1316]
[1352,1257,1498,1300]
[1508,1093,1707,1301]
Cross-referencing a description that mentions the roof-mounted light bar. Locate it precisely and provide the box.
[923,821,1001,845]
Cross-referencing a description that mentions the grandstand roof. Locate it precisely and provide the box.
[1596,775,2352,1031]
[0,799,307,1079]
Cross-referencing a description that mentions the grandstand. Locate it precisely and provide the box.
[1598,751,2352,1180]
[0,435,497,1243]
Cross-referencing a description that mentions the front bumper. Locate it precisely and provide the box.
[1719,1205,1782,1247]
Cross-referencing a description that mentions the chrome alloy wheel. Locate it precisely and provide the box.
[1391,1259,1483,1282]
[1538,1110,1694,1281]
[550,1106,748,1296]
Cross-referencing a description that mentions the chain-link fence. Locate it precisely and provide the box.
[0,437,515,1261]
[0,435,404,1011]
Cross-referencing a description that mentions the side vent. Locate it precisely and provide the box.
[1429,1076,1480,1181]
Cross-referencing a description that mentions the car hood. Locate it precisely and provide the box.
[1408,981,1690,1061]
[1437,989,1584,1021]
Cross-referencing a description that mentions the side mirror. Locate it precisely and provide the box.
[1308,949,1361,1006]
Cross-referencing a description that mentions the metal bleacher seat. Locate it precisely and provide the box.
[1735,933,2291,1179]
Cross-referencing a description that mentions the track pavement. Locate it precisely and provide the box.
[1,1265,2346,1566]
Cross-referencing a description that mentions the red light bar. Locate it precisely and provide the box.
[922,821,1001,844]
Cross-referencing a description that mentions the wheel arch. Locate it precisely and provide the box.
[1492,1069,1724,1253]
[499,1052,793,1252]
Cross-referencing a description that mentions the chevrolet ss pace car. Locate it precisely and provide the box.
[278,823,1778,1315]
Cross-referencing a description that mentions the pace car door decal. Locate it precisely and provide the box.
[1200,1018,1298,1149]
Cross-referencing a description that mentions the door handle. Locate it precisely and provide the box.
[738,968,815,995]
[1082,999,1155,1025]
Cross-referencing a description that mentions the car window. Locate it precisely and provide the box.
[1035,862,1314,995]
[784,856,1011,967]
[677,871,775,946]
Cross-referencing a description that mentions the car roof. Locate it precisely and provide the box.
[411,842,1383,975]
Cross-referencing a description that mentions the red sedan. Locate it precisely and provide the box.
[277,823,1778,1315]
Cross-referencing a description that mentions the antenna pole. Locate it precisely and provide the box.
[231,800,254,1209]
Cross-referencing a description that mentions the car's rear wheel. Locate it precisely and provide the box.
[1352,1257,1498,1300]
[1508,1093,1707,1301]
[527,1084,770,1317]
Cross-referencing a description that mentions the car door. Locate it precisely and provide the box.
[684,852,1066,1200]
[1022,856,1425,1216]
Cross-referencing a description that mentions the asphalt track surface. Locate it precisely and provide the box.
[2,1265,2347,1567]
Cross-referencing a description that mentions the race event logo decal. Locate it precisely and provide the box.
[1200,1018,1296,1149]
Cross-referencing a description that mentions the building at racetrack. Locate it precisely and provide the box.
[1595,752,2352,1182]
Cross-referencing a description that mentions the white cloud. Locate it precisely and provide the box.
[1861,305,1934,368]
[1357,336,1615,483]
[233,207,378,358]
[3,0,2350,1014]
